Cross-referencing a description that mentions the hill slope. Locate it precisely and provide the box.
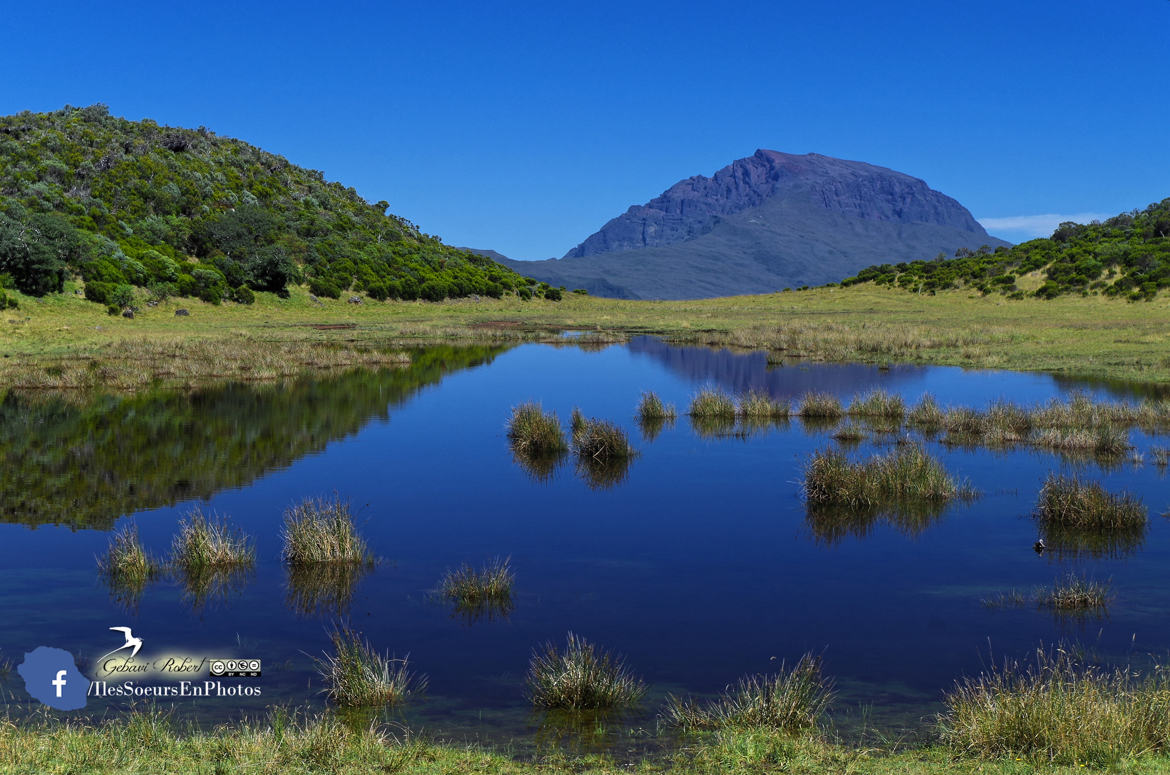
[836,200,1170,300]
[0,105,531,309]
[499,150,1007,299]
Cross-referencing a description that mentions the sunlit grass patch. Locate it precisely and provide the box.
[1034,426,1130,457]
[97,523,161,587]
[439,557,514,609]
[572,416,636,462]
[940,647,1170,765]
[170,507,254,573]
[942,407,985,438]
[737,391,790,419]
[847,389,904,419]
[507,402,568,457]
[907,394,945,428]
[314,625,425,707]
[1035,474,1146,531]
[281,497,372,566]
[987,401,1033,437]
[1038,573,1110,612]
[526,633,646,710]
[688,389,736,419]
[662,653,833,733]
[796,392,843,419]
[636,391,676,421]
[803,444,963,509]
[831,424,865,444]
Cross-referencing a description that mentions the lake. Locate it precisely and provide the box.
[2,337,1168,754]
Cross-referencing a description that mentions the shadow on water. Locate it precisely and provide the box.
[0,345,507,530]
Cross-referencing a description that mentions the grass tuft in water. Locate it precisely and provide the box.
[1034,426,1130,457]
[737,391,790,419]
[831,424,865,443]
[636,391,676,421]
[847,390,904,419]
[97,523,161,587]
[1151,446,1170,467]
[281,497,372,566]
[170,508,254,573]
[803,444,962,509]
[907,394,945,428]
[796,392,844,419]
[662,653,833,733]
[507,402,569,457]
[314,625,425,707]
[526,633,646,710]
[1038,573,1110,612]
[688,389,737,419]
[439,557,514,608]
[572,417,636,462]
[1035,474,1146,531]
[940,647,1170,765]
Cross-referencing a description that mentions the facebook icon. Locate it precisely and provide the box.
[17,647,89,710]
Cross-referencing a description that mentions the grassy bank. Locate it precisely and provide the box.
[5,282,1170,389]
[5,710,1170,775]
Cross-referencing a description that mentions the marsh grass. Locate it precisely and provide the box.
[526,633,646,710]
[831,424,866,444]
[637,391,676,421]
[688,389,736,419]
[1152,446,1170,467]
[572,417,636,462]
[314,625,425,707]
[1035,474,1147,531]
[803,444,964,510]
[907,394,945,428]
[281,497,373,566]
[97,523,161,588]
[662,654,833,733]
[439,557,514,611]
[286,562,372,617]
[797,392,844,419]
[737,391,790,419]
[170,508,254,573]
[942,408,986,439]
[1038,574,1110,613]
[507,403,568,457]
[847,390,904,419]
[1034,426,1130,457]
[570,407,586,437]
[940,647,1170,765]
[987,402,1032,437]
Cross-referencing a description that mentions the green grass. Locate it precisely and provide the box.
[507,402,568,457]
[1035,474,1147,531]
[737,391,790,419]
[1037,573,1110,612]
[797,392,844,419]
[439,557,514,609]
[572,416,636,462]
[803,444,963,509]
[170,507,254,573]
[847,390,905,419]
[831,423,866,443]
[314,625,426,707]
[526,633,646,710]
[96,523,161,587]
[688,389,736,419]
[907,394,946,428]
[281,497,373,566]
[637,391,677,420]
[1034,426,1130,456]
[662,653,833,733]
[940,647,1170,766]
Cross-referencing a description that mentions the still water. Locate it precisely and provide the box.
[1,338,1168,750]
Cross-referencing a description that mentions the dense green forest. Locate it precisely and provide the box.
[0,105,555,310]
[836,199,1170,300]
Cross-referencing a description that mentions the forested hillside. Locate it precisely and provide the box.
[838,200,1170,300]
[0,105,536,311]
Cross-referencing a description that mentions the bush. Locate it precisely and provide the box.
[308,277,341,299]
[231,284,255,304]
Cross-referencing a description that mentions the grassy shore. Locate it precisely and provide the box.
[5,282,1170,389]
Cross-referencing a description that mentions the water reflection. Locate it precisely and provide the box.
[805,502,949,545]
[286,563,374,617]
[179,565,254,612]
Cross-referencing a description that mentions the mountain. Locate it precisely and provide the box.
[837,199,1170,300]
[0,106,530,309]
[497,150,1008,299]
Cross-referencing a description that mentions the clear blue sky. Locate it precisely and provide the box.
[3,0,1167,258]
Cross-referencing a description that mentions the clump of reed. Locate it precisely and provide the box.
[987,402,1033,437]
[281,497,372,566]
[803,444,963,509]
[942,407,986,438]
[1034,474,1147,531]
[847,389,904,419]
[1034,426,1130,457]
[97,523,161,588]
[314,625,425,707]
[636,391,676,421]
[688,389,736,419]
[570,406,586,436]
[907,394,945,428]
[737,391,790,420]
[507,402,568,456]
[572,416,636,462]
[438,557,514,609]
[170,508,254,573]
[831,424,866,444]
[526,633,646,710]
[662,654,833,733]
[1151,446,1170,467]
[796,392,844,419]
[1038,573,1110,612]
[940,647,1170,765]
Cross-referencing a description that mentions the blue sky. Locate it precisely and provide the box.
[2,1,1166,257]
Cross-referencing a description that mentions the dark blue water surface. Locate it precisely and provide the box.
[1,338,1168,749]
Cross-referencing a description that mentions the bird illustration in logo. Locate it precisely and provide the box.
[96,626,144,663]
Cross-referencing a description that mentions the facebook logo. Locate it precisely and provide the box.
[17,647,89,710]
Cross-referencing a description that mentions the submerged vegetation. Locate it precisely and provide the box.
[526,633,646,710]
[1037,574,1110,612]
[314,625,425,707]
[281,497,372,566]
[663,654,833,733]
[438,558,515,620]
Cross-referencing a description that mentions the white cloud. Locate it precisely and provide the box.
[977,213,1113,240]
